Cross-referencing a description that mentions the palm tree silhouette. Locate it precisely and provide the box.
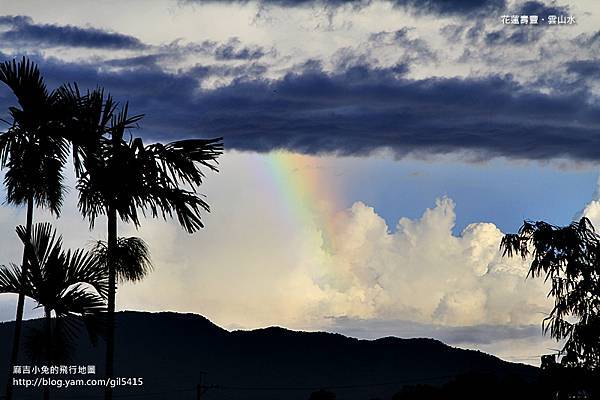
[91,236,153,283]
[0,223,108,400]
[67,88,223,399]
[0,58,69,400]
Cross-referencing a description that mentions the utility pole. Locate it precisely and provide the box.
[196,371,217,400]
[196,372,204,400]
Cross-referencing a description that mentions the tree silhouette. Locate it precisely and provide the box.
[91,237,152,283]
[0,57,70,400]
[64,87,223,399]
[392,372,539,400]
[0,223,107,399]
[501,217,600,371]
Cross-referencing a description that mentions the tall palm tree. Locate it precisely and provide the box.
[0,223,108,400]
[68,89,223,399]
[0,58,70,400]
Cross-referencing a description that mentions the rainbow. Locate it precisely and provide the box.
[263,151,342,252]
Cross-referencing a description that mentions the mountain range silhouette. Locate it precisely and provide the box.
[0,311,538,399]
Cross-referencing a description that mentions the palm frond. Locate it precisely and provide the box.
[145,137,223,187]
[65,248,109,298]
[16,222,108,310]
[145,186,209,233]
[58,85,118,178]
[71,94,223,233]
[0,57,49,114]
[108,102,143,142]
[17,223,64,274]
[0,57,69,214]
[91,237,153,283]
[0,263,25,295]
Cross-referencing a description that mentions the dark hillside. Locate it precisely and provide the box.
[0,311,538,399]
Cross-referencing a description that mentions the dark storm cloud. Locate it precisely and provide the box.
[0,15,32,26]
[104,54,165,69]
[178,65,600,161]
[515,1,569,17]
[91,38,271,69]
[1,55,600,162]
[0,15,147,50]
[189,63,268,79]
[567,60,600,80]
[390,0,506,16]
[183,0,506,16]
[326,317,541,345]
[484,28,543,46]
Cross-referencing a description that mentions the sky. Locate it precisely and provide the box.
[0,0,599,366]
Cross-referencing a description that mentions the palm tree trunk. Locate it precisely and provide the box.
[43,307,51,400]
[5,193,34,400]
[104,205,117,400]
